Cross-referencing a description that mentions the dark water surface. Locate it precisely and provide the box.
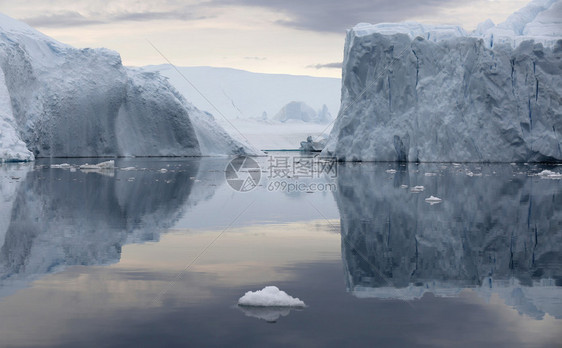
[0,155,560,347]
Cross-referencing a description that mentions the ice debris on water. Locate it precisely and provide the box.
[537,170,562,179]
[50,163,72,169]
[238,286,305,307]
[425,196,443,204]
[410,185,425,193]
[79,160,115,170]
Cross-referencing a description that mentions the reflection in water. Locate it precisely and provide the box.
[335,163,562,319]
[237,306,297,323]
[0,158,202,297]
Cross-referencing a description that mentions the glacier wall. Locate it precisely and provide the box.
[0,14,255,160]
[324,0,562,162]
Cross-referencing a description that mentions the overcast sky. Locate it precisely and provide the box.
[0,0,529,77]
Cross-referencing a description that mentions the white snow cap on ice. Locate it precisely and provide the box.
[238,286,306,307]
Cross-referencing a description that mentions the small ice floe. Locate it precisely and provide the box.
[537,170,562,179]
[238,286,305,308]
[400,184,409,189]
[425,195,443,205]
[424,172,437,176]
[452,163,461,167]
[79,160,114,170]
[159,168,168,173]
[50,163,72,169]
[466,171,482,177]
[410,185,425,193]
[121,167,136,171]
[385,169,397,174]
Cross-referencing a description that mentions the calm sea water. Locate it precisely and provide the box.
[0,154,560,347]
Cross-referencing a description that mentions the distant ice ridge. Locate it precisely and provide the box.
[238,286,306,307]
[274,102,333,124]
[0,14,258,161]
[323,0,562,162]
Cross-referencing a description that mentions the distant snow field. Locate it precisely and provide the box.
[141,65,341,150]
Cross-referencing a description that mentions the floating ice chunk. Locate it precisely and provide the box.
[537,170,562,179]
[400,184,409,189]
[238,286,305,307]
[79,160,115,170]
[385,169,397,174]
[159,168,168,173]
[121,167,136,171]
[425,196,443,204]
[424,173,437,176]
[466,171,482,177]
[410,185,425,193]
[50,163,72,169]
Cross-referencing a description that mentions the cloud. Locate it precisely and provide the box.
[211,0,464,32]
[21,11,104,28]
[19,7,206,28]
[307,62,342,69]
[15,0,468,32]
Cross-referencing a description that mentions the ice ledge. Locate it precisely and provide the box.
[350,0,562,48]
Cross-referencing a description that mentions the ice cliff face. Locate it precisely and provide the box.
[0,14,256,161]
[324,0,562,162]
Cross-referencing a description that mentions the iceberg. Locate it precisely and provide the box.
[0,13,258,161]
[238,286,306,307]
[323,0,562,162]
[274,101,332,124]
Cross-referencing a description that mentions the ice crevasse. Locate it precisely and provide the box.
[323,0,562,162]
[0,13,259,162]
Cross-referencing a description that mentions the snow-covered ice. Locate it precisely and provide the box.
[323,0,562,162]
[238,286,306,307]
[0,14,259,161]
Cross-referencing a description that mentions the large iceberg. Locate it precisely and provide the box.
[0,14,257,161]
[323,0,562,162]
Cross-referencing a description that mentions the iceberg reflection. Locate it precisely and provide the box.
[0,158,202,297]
[335,163,562,319]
